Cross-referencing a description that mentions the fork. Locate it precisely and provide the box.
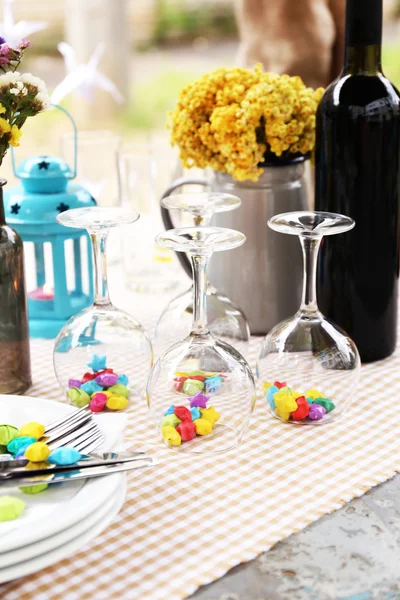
[46,419,104,452]
[41,407,104,452]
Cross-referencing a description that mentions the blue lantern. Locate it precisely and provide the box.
[4,107,95,339]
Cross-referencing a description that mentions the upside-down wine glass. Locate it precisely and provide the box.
[147,226,256,453]
[54,207,153,400]
[155,192,250,357]
[257,211,360,425]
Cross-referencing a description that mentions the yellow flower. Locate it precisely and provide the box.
[0,117,11,134]
[0,103,5,114]
[168,64,324,181]
[9,125,22,147]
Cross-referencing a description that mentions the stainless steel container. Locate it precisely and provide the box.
[161,161,309,335]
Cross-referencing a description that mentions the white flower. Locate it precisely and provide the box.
[36,89,50,110]
[0,70,20,88]
[9,87,18,94]
[21,72,47,92]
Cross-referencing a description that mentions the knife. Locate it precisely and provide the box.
[0,457,153,488]
[0,451,148,476]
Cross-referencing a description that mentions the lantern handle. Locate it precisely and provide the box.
[10,103,78,180]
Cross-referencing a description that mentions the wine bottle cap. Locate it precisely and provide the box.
[345,0,382,47]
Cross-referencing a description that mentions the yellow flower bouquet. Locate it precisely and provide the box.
[169,64,324,181]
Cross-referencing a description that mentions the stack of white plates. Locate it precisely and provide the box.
[0,396,127,583]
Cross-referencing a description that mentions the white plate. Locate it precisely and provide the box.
[0,395,126,553]
[0,477,125,568]
[0,479,126,583]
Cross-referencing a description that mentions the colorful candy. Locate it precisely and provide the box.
[308,404,327,420]
[263,380,335,423]
[161,391,220,446]
[274,390,297,415]
[291,396,310,421]
[25,442,50,462]
[190,407,201,420]
[106,395,129,411]
[176,421,196,441]
[173,380,184,392]
[0,425,19,446]
[95,372,118,387]
[174,406,192,422]
[81,380,103,395]
[67,387,90,408]
[305,389,324,401]
[19,484,49,494]
[68,378,82,388]
[262,381,272,393]
[107,384,129,397]
[7,436,36,455]
[162,425,182,446]
[173,370,226,396]
[0,496,25,521]
[183,379,204,395]
[66,355,130,412]
[274,381,287,389]
[162,414,182,428]
[205,375,223,394]
[314,398,335,413]
[117,374,128,386]
[87,354,107,372]
[266,385,279,409]
[189,391,209,409]
[19,422,45,440]
[82,372,97,383]
[15,444,33,458]
[48,447,82,466]
[200,406,220,426]
[89,392,108,413]
[194,418,213,436]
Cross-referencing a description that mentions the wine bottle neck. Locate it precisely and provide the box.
[343,45,382,75]
[0,180,6,225]
[343,0,383,74]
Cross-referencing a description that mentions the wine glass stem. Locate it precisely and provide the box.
[190,253,210,335]
[91,231,111,306]
[193,215,212,227]
[299,236,321,313]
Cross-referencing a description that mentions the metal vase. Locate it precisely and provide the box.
[161,160,309,335]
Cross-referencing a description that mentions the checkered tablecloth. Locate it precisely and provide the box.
[1,279,400,600]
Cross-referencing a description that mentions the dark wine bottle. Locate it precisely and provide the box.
[315,0,400,362]
[0,179,31,393]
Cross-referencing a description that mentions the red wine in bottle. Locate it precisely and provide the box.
[315,0,400,362]
[0,179,31,393]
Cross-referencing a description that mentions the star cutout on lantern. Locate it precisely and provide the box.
[87,354,107,372]
[38,160,50,170]
[10,203,20,214]
[56,203,69,213]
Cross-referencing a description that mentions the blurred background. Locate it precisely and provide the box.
[3,0,400,164]
[1,0,400,293]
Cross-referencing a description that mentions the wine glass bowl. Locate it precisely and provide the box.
[257,211,360,425]
[155,192,250,358]
[147,226,256,453]
[54,207,153,401]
